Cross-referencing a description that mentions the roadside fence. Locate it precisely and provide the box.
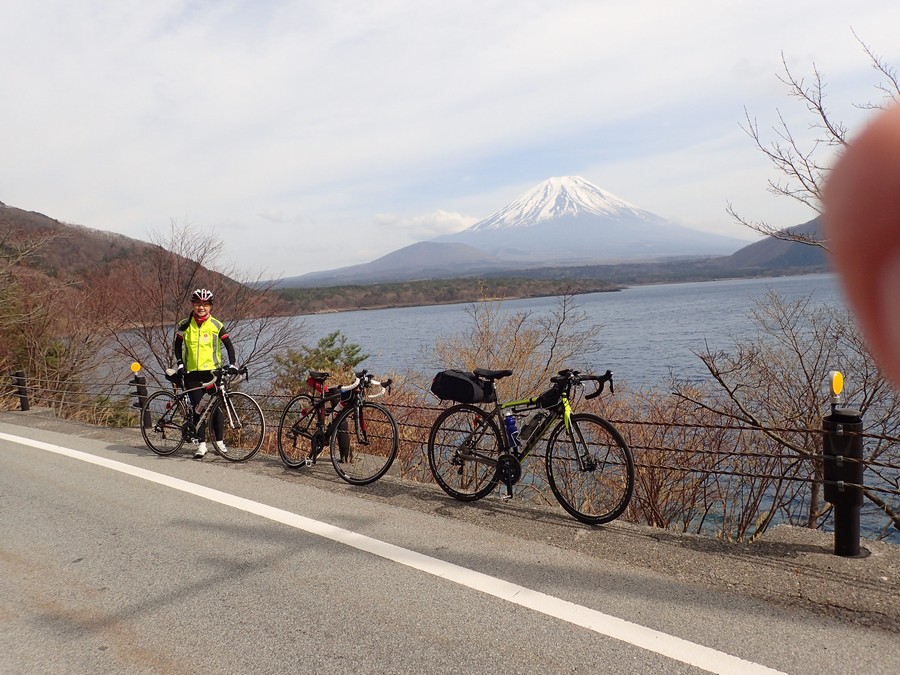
[3,369,898,552]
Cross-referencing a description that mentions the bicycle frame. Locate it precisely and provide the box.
[447,370,610,495]
[497,394,573,461]
[277,369,394,473]
[165,369,244,440]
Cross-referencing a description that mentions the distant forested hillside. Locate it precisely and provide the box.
[276,277,622,314]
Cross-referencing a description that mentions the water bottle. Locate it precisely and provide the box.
[503,412,520,448]
[195,391,209,415]
[520,412,546,443]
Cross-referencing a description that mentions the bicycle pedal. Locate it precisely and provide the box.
[304,457,314,467]
[500,493,513,501]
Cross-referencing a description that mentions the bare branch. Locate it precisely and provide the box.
[852,28,900,107]
[731,37,897,247]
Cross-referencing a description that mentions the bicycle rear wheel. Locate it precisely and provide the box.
[140,390,188,456]
[277,394,318,468]
[209,391,265,462]
[329,402,399,485]
[427,404,502,501]
[546,413,634,525]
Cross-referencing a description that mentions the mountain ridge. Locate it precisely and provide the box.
[277,176,763,287]
[431,176,746,262]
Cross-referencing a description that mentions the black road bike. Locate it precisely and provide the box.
[277,369,399,485]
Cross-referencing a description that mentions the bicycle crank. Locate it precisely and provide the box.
[496,453,522,498]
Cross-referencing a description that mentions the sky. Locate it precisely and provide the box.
[3,1,900,279]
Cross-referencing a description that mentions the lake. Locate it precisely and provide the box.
[292,273,845,389]
[290,273,900,543]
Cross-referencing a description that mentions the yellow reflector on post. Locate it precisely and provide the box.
[829,370,844,398]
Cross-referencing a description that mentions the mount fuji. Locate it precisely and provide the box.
[431,176,745,263]
[275,176,749,287]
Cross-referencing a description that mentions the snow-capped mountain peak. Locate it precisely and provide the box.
[431,174,746,264]
[471,176,645,231]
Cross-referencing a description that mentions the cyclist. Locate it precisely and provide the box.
[173,288,239,459]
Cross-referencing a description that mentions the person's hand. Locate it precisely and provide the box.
[225,363,240,376]
[824,104,900,387]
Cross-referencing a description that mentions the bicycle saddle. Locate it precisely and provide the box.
[473,368,513,380]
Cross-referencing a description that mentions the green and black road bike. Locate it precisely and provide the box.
[427,368,634,525]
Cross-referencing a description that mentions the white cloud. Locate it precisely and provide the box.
[2,1,900,275]
[375,210,478,240]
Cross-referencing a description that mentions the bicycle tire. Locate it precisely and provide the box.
[140,390,188,456]
[427,404,502,501]
[545,413,634,525]
[209,391,265,462]
[277,394,317,468]
[329,401,399,486]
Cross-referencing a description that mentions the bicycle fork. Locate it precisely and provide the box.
[222,396,243,431]
[562,398,597,472]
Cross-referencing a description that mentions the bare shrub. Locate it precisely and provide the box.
[430,292,602,397]
[673,292,900,536]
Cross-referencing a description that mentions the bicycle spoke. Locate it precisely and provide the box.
[546,413,634,524]
[211,391,265,462]
[277,395,317,468]
[427,404,502,501]
[140,390,187,456]
[330,402,399,485]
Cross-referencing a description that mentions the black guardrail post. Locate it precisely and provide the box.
[12,371,30,411]
[822,406,865,557]
[130,374,149,427]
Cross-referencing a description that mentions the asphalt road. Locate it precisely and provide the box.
[1,410,898,674]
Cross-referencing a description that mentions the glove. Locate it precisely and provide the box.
[166,363,185,387]
[225,364,240,376]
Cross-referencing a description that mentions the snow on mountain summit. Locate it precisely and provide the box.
[471,176,646,231]
[433,174,746,263]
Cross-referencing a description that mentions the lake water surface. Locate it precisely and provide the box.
[293,273,845,389]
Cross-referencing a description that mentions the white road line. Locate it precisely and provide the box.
[2,431,785,675]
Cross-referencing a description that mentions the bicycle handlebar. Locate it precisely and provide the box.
[332,370,394,398]
[339,377,361,393]
[549,368,615,399]
[584,370,614,399]
[163,364,249,392]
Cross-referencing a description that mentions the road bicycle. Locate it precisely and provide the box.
[276,369,399,485]
[137,364,266,462]
[427,368,634,525]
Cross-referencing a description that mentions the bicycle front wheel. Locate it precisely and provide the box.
[329,402,399,485]
[427,404,502,501]
[140,390,188,456]
[546,413,634,525]
[209,391,265,462]
[277,394,317,468]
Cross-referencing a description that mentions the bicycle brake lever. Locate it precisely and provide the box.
[585,370,613,399]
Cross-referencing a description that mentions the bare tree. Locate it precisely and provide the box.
[0,224,117,414]
[730,32,899,246]
[91,220,303,386]
[673,292,900,537]
[430,291,602,399]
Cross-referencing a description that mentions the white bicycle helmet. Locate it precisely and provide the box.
[191,288,214,303]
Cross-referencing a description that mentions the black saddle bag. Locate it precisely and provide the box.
[430,369,496,404]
